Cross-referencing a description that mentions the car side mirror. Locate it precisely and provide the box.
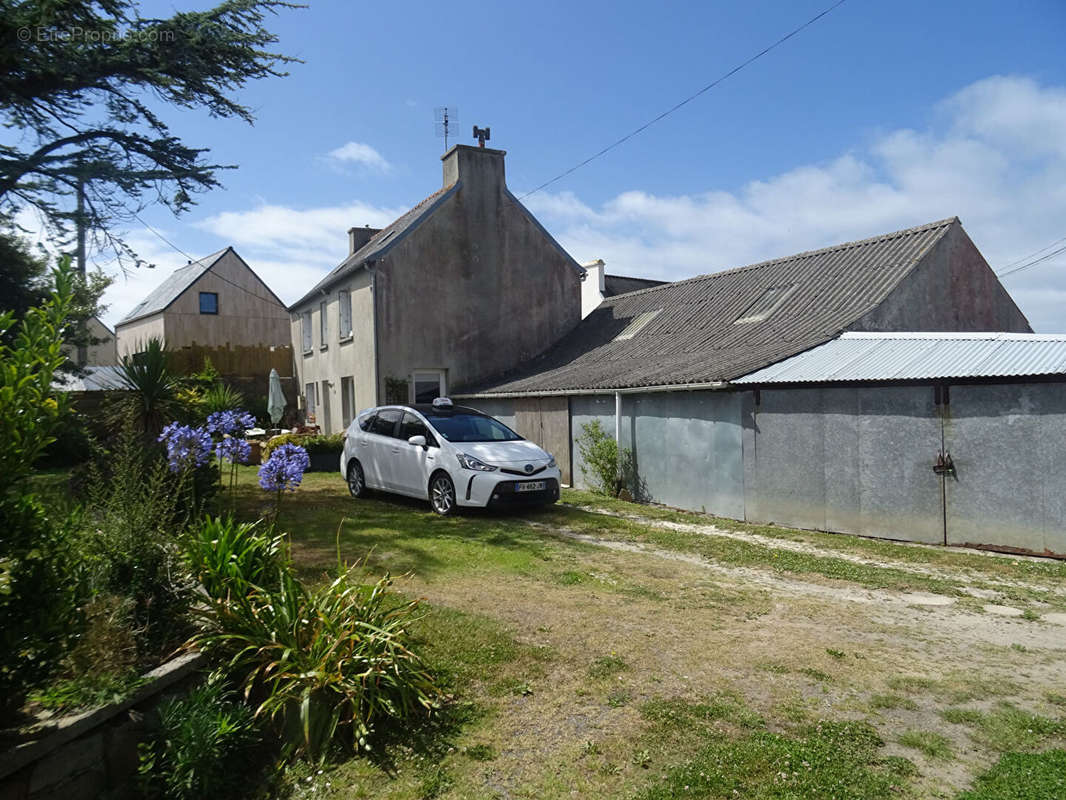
[407,435,427,448]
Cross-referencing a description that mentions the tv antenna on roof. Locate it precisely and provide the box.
[434,106,458,151]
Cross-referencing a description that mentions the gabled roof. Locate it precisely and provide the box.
[735,332,1066,384]
[290,184,458,309]
[117,247,229,325]
[458,218,958,395]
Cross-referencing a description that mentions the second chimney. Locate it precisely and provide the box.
[348,225,381,256]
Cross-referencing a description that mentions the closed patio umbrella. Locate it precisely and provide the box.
[267,368,286,426]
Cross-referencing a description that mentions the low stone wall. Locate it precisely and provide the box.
[0,653,205,800]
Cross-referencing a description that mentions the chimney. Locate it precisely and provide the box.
[580,259,607,319]
[348,225,380,255]
[441,144,507,190]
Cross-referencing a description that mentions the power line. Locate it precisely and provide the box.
[997,234,1066,272]
[997,242,1066,279]
[519,0,848,200]
[134,212,195,262]
[132,212,276,302]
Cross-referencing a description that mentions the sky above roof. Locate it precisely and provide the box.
[20,0,1066,332]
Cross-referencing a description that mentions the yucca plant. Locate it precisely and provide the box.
[201,383,246,416]
[187,518,443,760]
[116,337,181,436]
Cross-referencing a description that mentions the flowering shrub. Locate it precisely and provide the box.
[206,410,256,439]
[158,422,213,473]
[257,444,310,493]
[215,436,251,466]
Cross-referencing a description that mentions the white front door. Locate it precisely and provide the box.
[412,370,446,404]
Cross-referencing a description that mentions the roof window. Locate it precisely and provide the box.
[734,284,797,324]
[614,309,661,341]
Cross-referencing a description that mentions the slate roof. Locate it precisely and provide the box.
[118,247,229,325]
[458,218,958,395]
[290,184,458,309]
[735,332,1066,384]
[603,274,666,297]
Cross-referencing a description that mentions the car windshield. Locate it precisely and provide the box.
[424,412,522,443]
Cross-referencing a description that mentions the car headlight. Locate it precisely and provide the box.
[547,453,557,468]
[456,453,497,472]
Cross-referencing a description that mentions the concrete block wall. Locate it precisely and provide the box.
[0,654,204,800]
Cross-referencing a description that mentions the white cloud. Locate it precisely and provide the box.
[525,75,1066,333]
[326,141,391,172]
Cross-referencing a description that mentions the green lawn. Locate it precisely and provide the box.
[229,467,1066,799]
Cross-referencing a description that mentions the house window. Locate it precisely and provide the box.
[338,290,352,340]
[412,370,446,404]
[341,376,356,428]
[199,292,218,315]
[304,382,316,423]
[319,301,328,348]
[734,285,797,324]
[301,310,312,353]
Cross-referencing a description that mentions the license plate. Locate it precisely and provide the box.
[515,480,546,493]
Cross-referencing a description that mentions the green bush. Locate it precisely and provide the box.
[189,517,444,760]
[262,432,344,461]
[79,424,196,663]
[575,419,637,497]
[0,261,82,714]
[138,682,260,800]
[184,516,284,600]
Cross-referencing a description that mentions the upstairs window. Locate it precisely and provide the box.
[199,292,218,315]
[319,300,328,348]
[734,285,797,324]
[338,289,353,340]
[301,310,312,353]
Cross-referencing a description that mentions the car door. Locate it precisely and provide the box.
[366,408,402,490]
[392,411,440,498]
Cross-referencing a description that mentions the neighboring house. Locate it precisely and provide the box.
[580,259,665,318]
[289,144,584,433]
[115,247,289,358]
[61,315,117,366]
[455,218,1066,557]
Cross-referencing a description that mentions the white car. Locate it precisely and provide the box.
[340,397,561,515]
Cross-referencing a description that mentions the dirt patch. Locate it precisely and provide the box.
[388,512,1066,797]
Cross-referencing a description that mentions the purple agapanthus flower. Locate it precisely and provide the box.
[158,422,213,473]
[206,409,257,437]
[258,443,310,493]
[215,435,252,465]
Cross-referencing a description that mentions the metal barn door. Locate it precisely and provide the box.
[943,384,1066,557]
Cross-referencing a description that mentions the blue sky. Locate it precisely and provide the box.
[38,0,1066,330]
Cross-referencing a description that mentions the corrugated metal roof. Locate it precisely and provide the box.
[735,332,1066,383]
[118,248,229,325]
[461,218,959,395]
[53,365,126,392]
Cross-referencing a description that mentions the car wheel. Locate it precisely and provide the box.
[429,472,456,516]
[346,461,366,499]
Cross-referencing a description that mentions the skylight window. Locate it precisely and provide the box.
[614,309,661,341]
[734,285,797,324]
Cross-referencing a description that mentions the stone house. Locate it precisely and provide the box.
[288,144,584,433]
